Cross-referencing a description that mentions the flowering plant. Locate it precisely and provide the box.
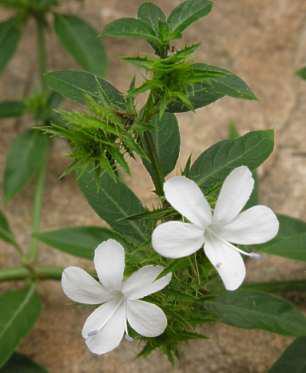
[1,0,306,370]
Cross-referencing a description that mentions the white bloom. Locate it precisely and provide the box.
[152,166,279,291]
[61,239,172,355]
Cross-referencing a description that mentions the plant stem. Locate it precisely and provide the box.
[0,266,63,282]
[24,157,48,264]
[35,16,47,90]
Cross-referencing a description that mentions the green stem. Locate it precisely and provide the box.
[0,266,63,282]
[35,16,47,89]
[24,157,48,263]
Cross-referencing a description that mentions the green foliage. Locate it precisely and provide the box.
[35,226,125,259]
[1,353,48,373]
[269,337,306,373]
[167,0,212,34]
[206,290,306,337]
[0,286,42,368]
[44,70,126,109]
[0,210,17,247]
[0,101,25,118]
[189,130,274,194]
[45,94,143,178]
[143,112,180,178]
[54,14,107,76]
[3,130,49,201]
[296,66,306,80]
[255,214,306,261]
[169,63,256,112]
[137,2,166,34]
[0,17,22,75]
[78,170,150,243]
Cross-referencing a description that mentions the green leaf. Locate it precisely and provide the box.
[206,290,306,337]
[227,122,259,207]
[35,226,125,259]
[269,337,306,373]
[254,214,306,262]
[0,101,25,118]
[103,18,159,43]
[0,17,21,75]
[167,0,213,34]
[44,70,126,109]
[1,353,47,373]
[137,2,166,33]
[169,63,256,113]
[143,112,180,177]
[3,130,49,201]
[296,67,306,80]
[78,171,150,243]
[189,130,274,191]
[54,14,107,76]
[0,286,42,368]
[0,210,16,246]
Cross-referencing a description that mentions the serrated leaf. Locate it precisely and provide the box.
[269,337,306,373]
[206,290,306,337]
[78,170,150,242]
[0,210,16,246]
[167,0,213,34]
[44,70,126,109]
[103,18,159,43]
[189,130,274,192]
[35,226,125,259]
[0,286,42,368]
[137,2,166,33]
[0,101,25,118]
[143,112,180,178]
[169,63,256,113]
[254,214,306,262]
[3,130,49,201]
[54,14,107,76]
[1,353,47,373]
[0,17,21,75]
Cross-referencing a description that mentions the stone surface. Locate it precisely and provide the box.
[1,0,306,372]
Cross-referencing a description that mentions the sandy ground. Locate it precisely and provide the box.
[1,0,306,372]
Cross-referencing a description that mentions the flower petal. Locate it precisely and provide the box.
[204,235,246,291]
[61,266,110,304]
[213,166,254,224]
[217,205,279,244]
[164,176,212,227]
[94,239,125,290]
[123,265,172,300]
[84,300,126,355]
[152,221,204,258]
[127,300,167,337]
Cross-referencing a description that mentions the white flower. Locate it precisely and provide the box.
[152,166,279,291]
[61,239,172,355]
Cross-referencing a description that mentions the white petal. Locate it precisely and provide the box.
[217,205,279,244]
[127,300,167,337]
[61,266,110,304]
[122,265,172,300]
[204,235,246,291]
[94,239,125,290]
[84,300,126,355]
[152,221,204,258]
[164,176,212,227]
[213,166,254,224]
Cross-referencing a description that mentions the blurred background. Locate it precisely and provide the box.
[1,0,306,372]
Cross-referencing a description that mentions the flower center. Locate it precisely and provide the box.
[205,225,261,259]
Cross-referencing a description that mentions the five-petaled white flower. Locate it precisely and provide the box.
[152,166,279,291]
[61,239,172,355]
